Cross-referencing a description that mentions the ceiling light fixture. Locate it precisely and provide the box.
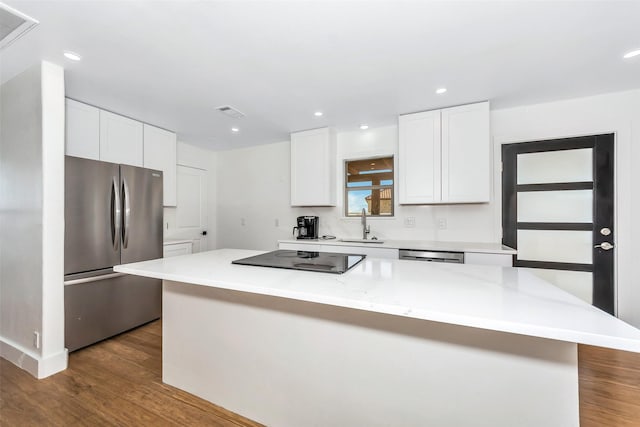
[231,127,239,133]
[360,124,369,130]
[623,49,640,59]
[63,51,82,61]
[370,162,376,166]
[435,87,447,94]
[314,111,323,117]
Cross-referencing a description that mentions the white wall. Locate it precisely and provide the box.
[216,89,640,327]
[0,61,67,378]
[216,127,495,250]
[163,141,218,251]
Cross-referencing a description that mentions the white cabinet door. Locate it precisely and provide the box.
[441,102,490,203]
[143,124,177,206]
[398,110,441,204]
[464,252,512,266]
[99,110,143,166]
[65,99,100,160]
[290,127,336,206]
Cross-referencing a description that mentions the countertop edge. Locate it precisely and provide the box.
[115,262,639,354]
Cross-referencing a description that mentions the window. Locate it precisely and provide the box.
[345,156,394,217]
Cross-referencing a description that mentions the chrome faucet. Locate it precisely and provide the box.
[361,208,370,240]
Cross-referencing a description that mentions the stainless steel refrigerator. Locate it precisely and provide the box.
[63,156,163,352]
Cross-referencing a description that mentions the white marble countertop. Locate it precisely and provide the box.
[278,239,516,254]
[115,248,640,353]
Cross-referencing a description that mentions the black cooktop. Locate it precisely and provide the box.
[232,250,366,274]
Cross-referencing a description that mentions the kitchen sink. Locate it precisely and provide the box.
[339,238,385,244]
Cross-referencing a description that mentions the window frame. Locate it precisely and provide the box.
[344,155,395,218]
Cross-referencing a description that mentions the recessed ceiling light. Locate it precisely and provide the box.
[63,51,81,61]
[623,49,640,59]
[435,87,447,94]
[360,124,369,130]
[314,111,323,117]
[231,127,239,133]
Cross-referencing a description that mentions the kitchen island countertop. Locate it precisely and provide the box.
[115,248,640,353]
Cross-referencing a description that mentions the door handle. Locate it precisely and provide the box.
[112,177,121,251]
[122,178,131,249]
[594,242,614,250]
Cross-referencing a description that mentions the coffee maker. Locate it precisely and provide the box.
[293,216,319,239]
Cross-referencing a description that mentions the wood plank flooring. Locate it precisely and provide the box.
[579,345,640,426]
[0,320,263,426]
[2,321,640,426]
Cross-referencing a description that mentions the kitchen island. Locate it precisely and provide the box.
[115,249,640,427]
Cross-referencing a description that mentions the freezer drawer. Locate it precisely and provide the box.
[64,273,161,352]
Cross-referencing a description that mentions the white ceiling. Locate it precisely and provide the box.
[2,1,640,150]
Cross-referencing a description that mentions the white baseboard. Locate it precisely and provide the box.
[0,336,68,379]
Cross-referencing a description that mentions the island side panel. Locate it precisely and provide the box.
[163,280,579,427]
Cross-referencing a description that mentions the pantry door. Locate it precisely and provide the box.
[176,165,208,252]
[502,134,615,314]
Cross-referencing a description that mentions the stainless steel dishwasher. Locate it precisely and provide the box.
[399,249,464,263]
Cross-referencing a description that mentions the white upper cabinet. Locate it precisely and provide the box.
[99,110,143,167]
[398,101,490,204]
[65,99,100,160]
[143,124,177,206]
[290,127,336,206]
[398,110,441,204]
[441,102,490,203]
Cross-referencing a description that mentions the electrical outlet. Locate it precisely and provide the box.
[404,217,416,227]
[275,218,279,227]
[437,218,447,230]
[241,218,246,226]
[33,331,40,349]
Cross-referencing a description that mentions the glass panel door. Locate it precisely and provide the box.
[502,134,615,314]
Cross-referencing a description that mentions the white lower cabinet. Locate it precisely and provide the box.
[163,241,193,258]
[319,245,398,259]
[279,242,397,259]
[464,252,513,267]
[279,242,512,266]
[278,243,323,252]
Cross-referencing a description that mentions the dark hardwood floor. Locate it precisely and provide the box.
[2,320,640,426]
[0,320,263,426]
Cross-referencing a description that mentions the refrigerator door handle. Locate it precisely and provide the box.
[122,177,131,249]
[64,272,126,286]
[112,177,121,251]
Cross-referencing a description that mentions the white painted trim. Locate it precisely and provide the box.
[0,335,67,379]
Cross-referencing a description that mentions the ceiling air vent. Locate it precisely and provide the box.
[0,2,38,51]
[216,105,246,119]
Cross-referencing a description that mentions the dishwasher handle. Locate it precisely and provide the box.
[399,249,464,263]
